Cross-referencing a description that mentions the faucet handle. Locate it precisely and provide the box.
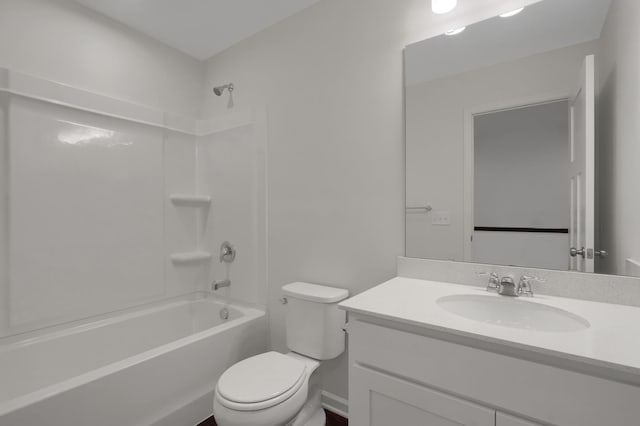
[219,241,236,263]
[517,275,546,297]
[477,272,500,292]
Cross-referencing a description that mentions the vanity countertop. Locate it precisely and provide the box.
[339,277,640,382]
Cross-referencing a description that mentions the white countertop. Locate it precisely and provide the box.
[339,277,640,381]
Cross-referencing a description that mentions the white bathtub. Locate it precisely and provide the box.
[0,293,267,426]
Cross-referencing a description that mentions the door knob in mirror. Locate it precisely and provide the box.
[570,247,585,258]
[595,249,609,258]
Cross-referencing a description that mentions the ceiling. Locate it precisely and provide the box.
[405,0,612,86]
[75,0,322,60]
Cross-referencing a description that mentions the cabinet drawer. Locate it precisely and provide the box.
[350,363,495,426]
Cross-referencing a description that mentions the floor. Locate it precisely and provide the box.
[197,409,348,425]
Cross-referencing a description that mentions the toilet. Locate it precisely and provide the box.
[213,282,349,426]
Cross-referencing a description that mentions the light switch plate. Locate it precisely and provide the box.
[432,210,451,226]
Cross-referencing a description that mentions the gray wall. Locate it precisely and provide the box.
[597,0,640,276]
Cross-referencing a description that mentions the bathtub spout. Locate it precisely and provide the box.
[212,279,231,291]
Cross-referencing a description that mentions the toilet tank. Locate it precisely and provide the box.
[282,282,349,360]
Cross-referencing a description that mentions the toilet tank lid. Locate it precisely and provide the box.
[282,282,349,303]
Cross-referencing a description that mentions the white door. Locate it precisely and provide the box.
[569,55,596,272]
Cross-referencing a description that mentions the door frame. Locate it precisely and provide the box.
[463,92,570,262]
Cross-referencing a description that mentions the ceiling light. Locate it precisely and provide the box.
[445,27,466,36]
[432,0,457,14]
[499,7,524,18]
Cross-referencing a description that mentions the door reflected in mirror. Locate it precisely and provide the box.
[405,0,639,277]
[471,100,569,271]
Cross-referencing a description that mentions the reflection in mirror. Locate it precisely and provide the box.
[405,0,640,277]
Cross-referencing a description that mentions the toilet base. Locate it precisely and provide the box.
[299,407,325,426]
[290,386,325,426]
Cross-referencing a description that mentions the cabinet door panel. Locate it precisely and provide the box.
[371,391,468,426]
[350,364,494,426]
[497,413,543,426]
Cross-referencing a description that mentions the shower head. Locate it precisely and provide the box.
[213,83,234,96]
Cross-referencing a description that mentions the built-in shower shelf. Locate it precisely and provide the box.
[169,194,212,206]
[170,251,212,265]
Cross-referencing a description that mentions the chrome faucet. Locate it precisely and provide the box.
[517,275,546,297]
[211,241,235,291]
[497,276,517,297]
[478,272,500,292]
[212,279,231,291]
[482,272,546,297]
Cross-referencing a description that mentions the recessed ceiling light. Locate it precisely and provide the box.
[432,0,457,14]
[445,27,466,36]
[499,7,525,18]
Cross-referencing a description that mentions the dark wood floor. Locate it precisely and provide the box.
[197,409,347,425]
[325,409,349,426]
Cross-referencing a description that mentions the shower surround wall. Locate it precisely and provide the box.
[0,68,267,338]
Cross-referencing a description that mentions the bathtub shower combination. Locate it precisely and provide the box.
[0,296,267,425]
[0,68,268,426]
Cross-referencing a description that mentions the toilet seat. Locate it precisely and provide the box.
[216,352,307,411]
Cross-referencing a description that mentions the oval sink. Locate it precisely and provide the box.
[436,295,590,332]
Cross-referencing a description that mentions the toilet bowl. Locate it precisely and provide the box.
[213,282,349,426]
[213,352,320,426]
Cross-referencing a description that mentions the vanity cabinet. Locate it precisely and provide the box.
[351,363,495,426]
[351,362,540,426]
[348,318,640,426]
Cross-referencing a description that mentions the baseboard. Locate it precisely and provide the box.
[321,390,349,419]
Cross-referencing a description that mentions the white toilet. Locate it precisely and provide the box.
[213,282,349,426]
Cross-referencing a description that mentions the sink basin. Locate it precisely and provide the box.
[436,295,590,332]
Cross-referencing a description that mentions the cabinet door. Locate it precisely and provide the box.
[496,413,543,426]
[350,364,495,426]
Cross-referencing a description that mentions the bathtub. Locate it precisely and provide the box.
[0,293,267,426]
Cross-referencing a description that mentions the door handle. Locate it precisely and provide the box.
[594,249,609,258]
[571,247,608,258]
[570,247,585,257]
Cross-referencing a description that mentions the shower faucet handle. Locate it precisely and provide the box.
[219,241,236,263]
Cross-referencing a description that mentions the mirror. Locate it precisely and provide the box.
[405,0,640,277]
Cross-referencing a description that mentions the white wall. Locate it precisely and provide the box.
[597,0,640,276]
[200,0,545,402]
[0,0,204,117]
[406,41,596,262]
